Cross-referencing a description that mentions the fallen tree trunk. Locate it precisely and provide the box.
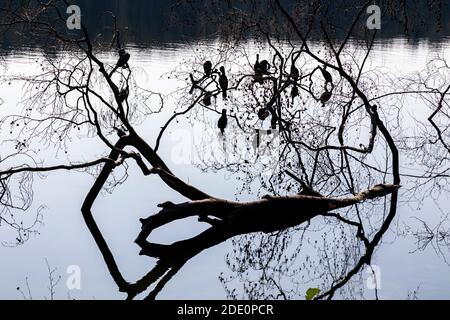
[136,184,400,262]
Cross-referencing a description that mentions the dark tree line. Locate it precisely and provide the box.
[0,0,448,51]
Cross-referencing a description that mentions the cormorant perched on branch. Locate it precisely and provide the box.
[254,54,262,75]
[253,54,264,84]
[291,85,299,102]
[320,88,333,106]
[218,109,228,135]
[320,65,333,85]
[110,48,130,76]
[203,61,212,77]
[260,59,270,74]
[271,113,277,129]
[203,92,212,106]
[258,107,270,121]
[118,86,129,103]
[219,66,229,99]
[117,49,130,69]
[290,63,299,81]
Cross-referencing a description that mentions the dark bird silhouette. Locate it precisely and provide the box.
[260,59,270,74]
[254,54,262,74]
[118,87,129,103]
[271,113,277,129]
[203,61,213,77]
[219,66,229,99]
[320,65,333,85]
[110,48,130,76]
[203,92,212,106]
[218,109,228,134]
[320,88,333,106]
[290,63,299,81]
[258,107,270,121]
[117,49,130,69]
[291,85,299,102]
[253,54,264,84]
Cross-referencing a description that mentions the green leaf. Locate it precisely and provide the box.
[306,288,321,300]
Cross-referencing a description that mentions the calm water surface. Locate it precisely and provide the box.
[1,39,450,299]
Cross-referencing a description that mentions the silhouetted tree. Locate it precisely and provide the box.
[0,0,448,300]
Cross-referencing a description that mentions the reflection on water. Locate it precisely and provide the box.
[1,38,450,300]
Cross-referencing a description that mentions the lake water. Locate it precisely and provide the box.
[1,38,450,300]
